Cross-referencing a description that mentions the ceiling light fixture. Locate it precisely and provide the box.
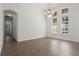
[44,3,53,17]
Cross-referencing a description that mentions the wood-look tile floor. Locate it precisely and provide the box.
[1,37,79,56]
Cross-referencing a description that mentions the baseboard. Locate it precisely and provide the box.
[17,36,79,43]
[0,48,2,56]
[17,36,46,42]
[0,44,3,56]
[47,36,79,43]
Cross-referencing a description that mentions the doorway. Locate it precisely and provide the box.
[4,15,13,39]
[3,10,17,42]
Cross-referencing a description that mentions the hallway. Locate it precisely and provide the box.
[1,37,79,56]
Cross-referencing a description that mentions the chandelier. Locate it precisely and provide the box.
[44,4,53,17]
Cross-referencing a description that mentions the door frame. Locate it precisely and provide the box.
[4,15,13,40]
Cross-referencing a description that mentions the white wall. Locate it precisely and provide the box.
[46,3,79,42]
[17,3,47,41]
[0,4,4,55]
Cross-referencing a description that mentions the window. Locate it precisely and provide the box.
[61,8,69,34]
[61,16,68,34]
[52,18,57,33]
[62,8,68,14]
[52,11,57,33]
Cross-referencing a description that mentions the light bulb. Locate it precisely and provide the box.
[8,13,11,16]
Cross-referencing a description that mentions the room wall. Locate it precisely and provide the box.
[17,3,47,41]
[0,4,4,55]
[46,3,79,42]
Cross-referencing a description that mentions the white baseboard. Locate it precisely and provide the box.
[0,44,3,56]
[47,36,79,43]
[17,36,46,42]
[0,48,1,55]
[17,35,79,43]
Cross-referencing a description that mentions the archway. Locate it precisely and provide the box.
[3,9,17,41]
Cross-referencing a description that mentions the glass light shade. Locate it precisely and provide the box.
[44,9,53,17]
[47,14,52,17]
[8,13,11,16]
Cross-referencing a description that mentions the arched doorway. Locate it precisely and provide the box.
[3,9,17,41]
